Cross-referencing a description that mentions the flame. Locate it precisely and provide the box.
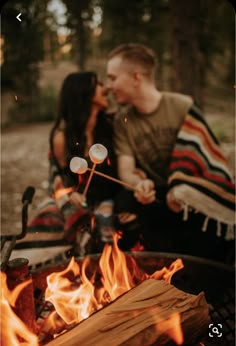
[154,312,183,345]
[0,272,38,346]
[45,257,100,325]
[54,187,74,200]
[2,232,186,344]
[39,310,67,337]
[151,258,184,283]
[99,233,134,300]
[43,232,184,335]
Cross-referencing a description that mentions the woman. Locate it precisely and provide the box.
[21,72,120,257]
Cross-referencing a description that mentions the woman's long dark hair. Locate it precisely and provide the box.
[50,71,97,160]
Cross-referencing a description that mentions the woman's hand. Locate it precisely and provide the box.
[69,192,86,207]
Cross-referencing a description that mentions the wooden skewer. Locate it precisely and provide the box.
[86,167,134,190]
[82,163,96,197]
[86,168,161,203]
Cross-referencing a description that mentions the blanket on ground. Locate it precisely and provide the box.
[168,107,235,240]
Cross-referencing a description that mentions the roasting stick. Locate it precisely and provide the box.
[90,169,160,203]
[70,155,161,204]
[85,168,160,203]
[82,162,96,197]
[70,156,134,191]
[86,167,134,190]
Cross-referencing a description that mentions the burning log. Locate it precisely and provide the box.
[46,279,209,346]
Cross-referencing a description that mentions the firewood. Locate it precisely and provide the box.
[46,279,210,346]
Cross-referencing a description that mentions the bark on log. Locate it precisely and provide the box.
[46,279,210,346]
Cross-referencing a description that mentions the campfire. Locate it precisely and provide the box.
[1,145,234,345]
[1,233,211,346]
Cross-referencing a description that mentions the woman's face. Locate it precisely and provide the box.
[92,82,108,109]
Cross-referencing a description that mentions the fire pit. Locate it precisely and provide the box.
[1,236,234,346]
[21,249,233,346]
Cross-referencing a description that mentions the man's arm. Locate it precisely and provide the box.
[118,155,156,204]
[114,114,155,204]
[118,155,143,187]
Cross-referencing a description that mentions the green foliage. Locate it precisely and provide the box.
[1,0,57,122]
[1,0,47,90]
[1,0,234,124]
[9,84,57,123]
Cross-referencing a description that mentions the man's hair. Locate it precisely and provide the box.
[108,43,156,79]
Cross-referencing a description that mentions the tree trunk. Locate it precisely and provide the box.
[76,15,86,70]
[63,0,88,70]
[169,0,206,107]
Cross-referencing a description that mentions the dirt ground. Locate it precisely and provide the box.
[1,100,235,237]
[1,122,52,236]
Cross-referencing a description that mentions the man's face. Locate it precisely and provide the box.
[106,56,135,105]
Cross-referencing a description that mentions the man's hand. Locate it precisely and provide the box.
[134,179,156,204]
[69,191,86,207]
[166,189,182,213]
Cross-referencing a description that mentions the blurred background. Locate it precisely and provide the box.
[1,0,235,235]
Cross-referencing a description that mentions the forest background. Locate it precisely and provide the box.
[1,0,235,235]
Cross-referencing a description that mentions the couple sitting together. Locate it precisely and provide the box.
[17,43,235,264]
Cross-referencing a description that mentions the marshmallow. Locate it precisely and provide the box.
[70,157,88,174]
[89,144,108,164]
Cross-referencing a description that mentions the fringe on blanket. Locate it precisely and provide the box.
[168,108,235,240]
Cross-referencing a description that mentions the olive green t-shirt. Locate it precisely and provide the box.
[114,92,193,186]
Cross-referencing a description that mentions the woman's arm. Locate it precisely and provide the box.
[52,130,67,168]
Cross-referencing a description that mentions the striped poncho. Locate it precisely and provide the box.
[168,106,235,240]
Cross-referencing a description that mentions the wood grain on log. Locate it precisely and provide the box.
[46,279,210,346]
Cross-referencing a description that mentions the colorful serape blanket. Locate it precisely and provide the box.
[168,107,235,240]
[15,196,90,249]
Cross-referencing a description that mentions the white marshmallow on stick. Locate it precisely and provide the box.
[70,152,161,204]
[70,157,88,174]
[70,156,134,190]
[89,144,108,164]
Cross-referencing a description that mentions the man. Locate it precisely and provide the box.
[106,43,235,262]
